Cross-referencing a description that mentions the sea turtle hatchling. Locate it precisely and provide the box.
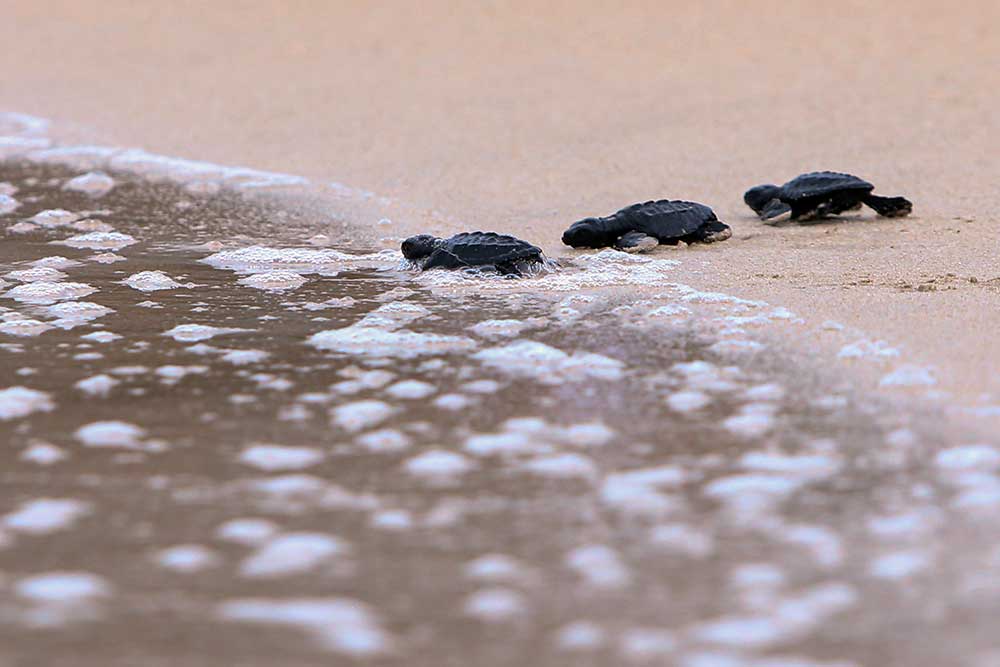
[401,231,546,276]
[744,171,912,223]
[561,200,732,253]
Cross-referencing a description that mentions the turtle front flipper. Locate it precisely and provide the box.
[614,231,659,253]
[759,199,793,224]
[862,194,912,218]
[682,220,732,244]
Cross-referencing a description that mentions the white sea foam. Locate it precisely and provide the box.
[463,587,528,622]
[0,386,53,420]
[20,442,67,465]
[56,231,137,250]
[404,450,475,484]
[5,266,67,282]
[240,532,348,578]
[3,498,90,534]
[123,271,188,292]
[0,318,54,336]
[75,374,118,396]
[155,545,220,573]
[219,597,390,655]
[474,340,624,384]
[215,518,279,546]
[62,171,115,196]
[238,271,308,291]
[309,325,476,358]
[74,421,146,448]
[203,245,397,273]
[163,324,251,342]
[331,400,395,432]
[240,445,324,471]
[565,544,631,589]
[0,193,19,214]
[3,281,96,305]
[29,209,80,228]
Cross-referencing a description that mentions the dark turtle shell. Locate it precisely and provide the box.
[423,231,543,270]
[781,172,873,201]
[619,200,718,241]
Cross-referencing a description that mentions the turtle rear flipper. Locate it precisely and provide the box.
[615,231,659,253]
[760,199,792,224]
[863,194,912,218]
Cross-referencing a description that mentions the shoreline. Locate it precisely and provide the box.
[3,108,995,444]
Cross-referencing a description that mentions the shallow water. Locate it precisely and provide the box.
[2,161,1000,666]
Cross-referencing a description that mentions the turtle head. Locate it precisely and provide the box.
[561,218,603,248]
[401,234,440,260]
[743,184,781,214]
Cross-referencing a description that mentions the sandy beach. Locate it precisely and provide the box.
[3,2,1000,665]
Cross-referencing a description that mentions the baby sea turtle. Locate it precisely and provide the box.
[561,200,732,253]
[401,231,545,276]
[744,171,912,223]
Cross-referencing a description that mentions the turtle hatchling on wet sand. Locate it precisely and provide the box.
[401,231,547,276]
[744,171,912,224]
[561,200,732,253]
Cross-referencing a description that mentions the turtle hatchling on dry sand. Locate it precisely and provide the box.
[401,231,546,276]
[744,171,912,224]
[561,200,732,253]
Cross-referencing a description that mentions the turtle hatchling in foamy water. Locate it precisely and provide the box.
[401,232,547,276]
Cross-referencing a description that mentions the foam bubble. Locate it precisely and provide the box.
[0,386,54,420]
[668,390,712,413]
[163,324,251,342]
[385,380,436,399]
[220,349,269,365]
[29,209,80,228]
[521,453,598,481]
[555,621,607,651]
[0,193,20,215]
[74,421,146,448]
[5,267,67,282]
[470,319,532,338]
[240,533,348,578]
[620,628,677,660]
[356,428,411,453]
[474,341,624,384]
[123,271,187,292]
[565,544,631,589]
[935,445,1000,471]
[75,374,118,396]
[331,400,395,432]
[3,281,96,305]
[309,325,476,358]
[56,231,137,250]
[203,245,397,272]
[15,572,110,603]
[20,442,67,465]
[240,445,323,471]
[3,498,90,534]
[868,551,931,580]
[62,171,115,196]
[155,545,220,573]
[404,450,475,483]
[218,597,390,655]
[463,587,528,622]
[238,271,308,291]
[46,301,113,322]
[30,256,80,269]
[0,318,54,336]
[880,365,937,388]
[215,518,279,546]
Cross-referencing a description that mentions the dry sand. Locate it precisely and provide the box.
[3,0,999,405]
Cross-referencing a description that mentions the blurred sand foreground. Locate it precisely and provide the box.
[2,1,999,409]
